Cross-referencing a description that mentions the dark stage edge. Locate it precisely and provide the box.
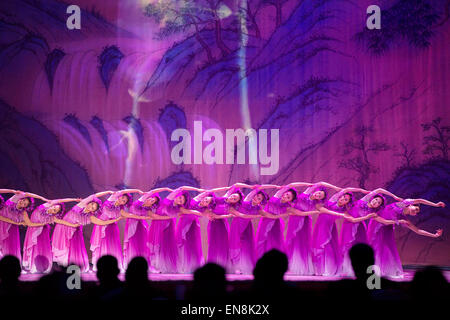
[18,268,450,282]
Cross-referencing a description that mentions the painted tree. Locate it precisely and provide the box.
[394,141,416,167]
[421,117,450,160]
[144,0,234,62]
[356,0,440,54]
[259,0,289,27]
[339,126,390,188]
[241,0,262,38]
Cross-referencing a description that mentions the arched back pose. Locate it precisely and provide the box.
[285,182,333,275]
[0,190,35,261]
[229,183,277,274]
[206,185,244,270]
[367,198,445,277]
[176,186,211,273]
[23,197,80,273]
[90,189,139,272]
[121,187,172,270]
[52,191,116,272]
[312,186,374,276]
[340,188,400,276]
[255,185,296,260]
[148,187,198,273]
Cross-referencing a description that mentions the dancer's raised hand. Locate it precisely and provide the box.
[434,229,443,238]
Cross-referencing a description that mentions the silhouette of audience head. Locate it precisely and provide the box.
[349,243,375,280]
[192,263,226,300]
[253,249,288,285]
[96,255,120,285]
[125,257,148,285]
[411,266,449,301]
[0,255,21,286]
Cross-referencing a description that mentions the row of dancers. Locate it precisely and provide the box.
[0,183,444,276]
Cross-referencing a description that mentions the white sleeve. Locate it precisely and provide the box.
[138,193,150,202]
[8,194,24,203]
[107,192,120,202]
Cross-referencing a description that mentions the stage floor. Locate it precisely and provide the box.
[19,269,450,282]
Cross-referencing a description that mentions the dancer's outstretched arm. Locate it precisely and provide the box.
[208,186,231,193]
[19,192,48,202]
[208,212,234,219]
[258,184,280,189]
[372,188,403,201]
[346,213,377,223]
[179,207,204,217]
[0,216,23,225]
[166,188,182,200]
[147,187,173,194]
[259,209,288,219]
[53,219,79,228]
[399,220,443,238]
[244,185,278,202]
[233,183,253,189]
[317,207,376,222]
[287,182,314,188]
[50,198,81,204]
[314,181,342,191]
[22,212,49,227]
[120,210,172,220]
[193,191,210,202]
[90,215,121,225]
[116,189,143,195]
[273,185,291,198]
[94,191,115,198]
[341,187,370,194]
[228,207,260,219]
[178,186,204,192]
[370,215,397,225]
[409,199,446,208]
[287,207,320,216]
[244,189,259,202]
[0,189,20,194]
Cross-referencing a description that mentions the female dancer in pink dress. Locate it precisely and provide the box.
[255,186,297,260]
[0,190,37,262]
[175,186,212,273]
[150,188,202,273]
[120,187,174,270]
[90,189,140,272]
[367,198,445,277]
[205,185,244,271]
[312,186,375,276]
[340,188,401,275]
[228,184,278,274]
[285,182,340,275]
[52,191,118,272]
[22,198,80,273]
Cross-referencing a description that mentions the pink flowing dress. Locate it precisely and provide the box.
[312,190,347,276]
[52,205,97,272]
[340,192,378,276]
[229,200,259,274]
[123,195,151,269]
[90,194,124,270]
[22,203,56,273]
[286,186,322,275]
[176,199,204,273]
[255,197,288,260]
[0,194,27,261]
[207,197,231,270]
[367,200,411,277]
[148,198,178,273]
